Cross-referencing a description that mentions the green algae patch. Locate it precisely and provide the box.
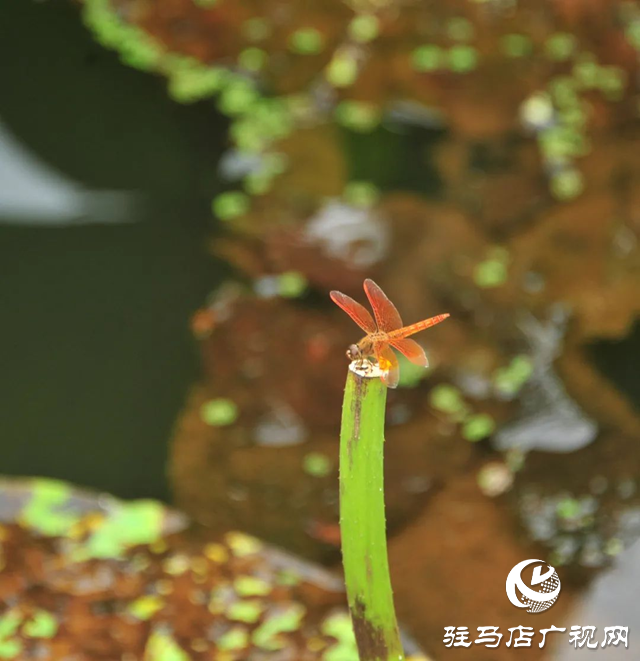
[322,612,359,661]
[0,610,23,659]
[303,452,333,478]
[144,630,190,661]
[234,576,272,597]
[128,595,165,620]
[226,532,262,557]
[81,500,165,559]
[23,610,58,639]
[228,600,264,623]
[19,479,81,536]
[252,604,306,650]
[218,626,249,651]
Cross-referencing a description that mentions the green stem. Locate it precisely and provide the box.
[339,364,405,661]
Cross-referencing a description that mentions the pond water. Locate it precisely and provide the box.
[0,0,227,500]
[1,2,640,660]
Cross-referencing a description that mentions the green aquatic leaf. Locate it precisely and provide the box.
[348,15,379,43]
[82,500,165,559]
[462,414,496,442]
[144,630,190,661]
[289,28,325,55]
[127,595,165,620]
[19,479,80,536]
[303,453,332,478]
[212,192,251,221]
[228,600,264,623]
[218,626,249,651]
[201,399,239,426]
[252,604,306,650]
[23,610,58,639]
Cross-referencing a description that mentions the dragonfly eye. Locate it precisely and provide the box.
[346,344,361,361]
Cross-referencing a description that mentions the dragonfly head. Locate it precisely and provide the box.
[346,344,363,362]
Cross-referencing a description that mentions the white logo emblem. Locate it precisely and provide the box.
[506,559,561,614]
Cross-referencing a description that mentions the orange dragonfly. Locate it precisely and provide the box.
[330,279,449,388]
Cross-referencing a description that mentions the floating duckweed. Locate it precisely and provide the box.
[0,639,22,660]
[321,612,358,661]
[573,58,600,88]
[231,100,294,153]
[204,542,229,563]
[239,47,267,72]
[193,0,217,6]
[168,65,228,103]
[343,181,379,207]
[556,497,582,520]
[559,106,587,129]
[228,600,264,623]
[83,500,165,559]
[231,121,265,153]
[412,45,442,72]
[243,17,271,42]
[335,100,380,132]
[19,479,80,536]
[447,17,474,41]
[540,126,587,160]
[448,45,478,72]
[303,452,332,478]
[278,271,308,298]
[218,81,260,116]
[493,355,533,396]
[326,53,359,87]
[0,611,22,658]
[289,28,325,55]
[83,0,162,71]
[234,576,272,597]
[626,21,640,50]
[605,538,623,557]
[544,33,577,61]
[23,610,58,639]
[0,611,21,640]
[474,258,508,288]
[226,531,262,556]
[212,192,250,221]
[200,398,238,426]
[549,76,579,108]
[252,605,306,651]
[218,626,249,651]
[501,33,532,58]
[596,66,627,100]
[127,595,164,620]
[550,168,584,200]
[348,14,379,43]
[429,384,465,415]
[462,414,496,441]
[244,172,273,196]
[144,630,190,661]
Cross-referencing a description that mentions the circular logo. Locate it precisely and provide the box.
[506,559,561,614]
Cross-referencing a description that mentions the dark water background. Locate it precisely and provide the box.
[0,1,228,500]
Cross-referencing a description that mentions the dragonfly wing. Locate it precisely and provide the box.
[330,290,376,333]
[363,279,403,332]
[376,344,400,389]
[389,338,428,367]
